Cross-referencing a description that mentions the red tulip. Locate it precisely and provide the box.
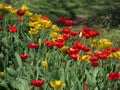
[70,31,79,36]
[62,34,70,40]
[65,19,74,26]
[55,38,64,43]
[42,16,51,21]
[28,43,39,49]
[90,61,99,67]
[66,48,79,55]
[71,53,80,61]
[83,27,91,32]
[0,26,2,31]
[16,10,25,16]
[20,54,28,60]
[59,17,67,23]
[9,26,18,33]
[55,42,64,48]
[62,27,71,34]
[44,40,54,48]
[108,72,120,81]
[17,18,24,22]
[0,14,3,20]
[90,56,99,61]
[31,80,44,87]
[83,83,88,90]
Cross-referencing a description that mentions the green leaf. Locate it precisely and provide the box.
[7,67,16,76]
[58,67,65,81]
[15,52,22,68]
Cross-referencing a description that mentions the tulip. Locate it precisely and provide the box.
[9,26,18,33]
[31,80,44,87]
[44,40,54,48]
[28,43,39,49]
[50,80,65,89]
[16,10,25,16]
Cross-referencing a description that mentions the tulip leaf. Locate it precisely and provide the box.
[15,52,22,68]
[7,67,16,76]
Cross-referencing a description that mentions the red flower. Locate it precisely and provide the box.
[82,47,90,52]
[90,61,99,67]
[9,26,18,33]
[90,56,99,61]
[83,83,88,90]
[16,10,25,16]
[17,18,24,22]
[62,27,71,34]
[59,17,66,23]
[31,80,44,87]
[0,14,3,20]
[70,31,79,36]
[28,43,39,49]
[65,19,74,26]
[108,72,120,81]
[71,53,80,60]
[20,54,28,60]
[55,42,64,48]
[62,34,70,40]
[42,16,51,21]
[44,40,54,48]
[66,48,79,55]
[0,26,2,31]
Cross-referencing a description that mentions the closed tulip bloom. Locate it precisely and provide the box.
[42,61,48,68]
[16,10,25,16]
[108,72,120,81]
[50,80,65,89]
[28,43,39,49]
[0,72,4,77]
[9,26,18,33]
[31,80,44,87]
[20,54,28,59]
[44,40,54,48]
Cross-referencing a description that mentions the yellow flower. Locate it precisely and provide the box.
[98,38,112,49]
[42,61,48,68]
[29,28,39,35]
[25,11,33,16]
[78,55,90,62]
[21,5,29,11]
[59,46,68,52]
[5,5,14,11]
[50,80,65,89]
[0,3,5,9]
[31,14,42,21]
[90,39,98,44]
[0,72,4,77]
[51,25,60,32]
[50,32,62,39]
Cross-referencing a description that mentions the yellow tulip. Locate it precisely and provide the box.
[0,72,4,77]
[21,5,29,11]
[0,3,5,9]
[51,25,60,32]
[59,46,68,52]
[29,28,39,35]
[50,32,62,39]
[42,61,48,68]
[50,80,65,89]
[5,5,14,11]
[25,11,33,16]
[78,55,90,62]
